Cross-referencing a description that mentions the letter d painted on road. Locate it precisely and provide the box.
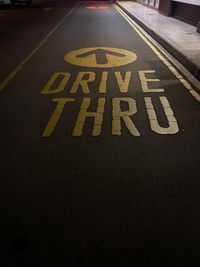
[41,72,71,94]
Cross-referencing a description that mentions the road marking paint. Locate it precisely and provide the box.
[41,72,71,94]
[42,98,75,137]
[145,97,179,134]
[114,4,200,103]
[139,70,164,93]
[41,70,160,95]
[42,96,180,137]
[70,72,95,94]
[64,47,137,68]
[72,97,105,136]
[99,71,108,93]
[115,71,132,93]
[112,97,140,136]
[0,5,77,92]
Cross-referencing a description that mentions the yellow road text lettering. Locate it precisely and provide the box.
[144,96,179,135]
[115,71,132,93]
[73,97,105,136]
[112,97,140,136]
[41,72,71,94]
[42,98,75,137]
[139,70,164,93]
[99,71,108,93]
[70,72,96,94]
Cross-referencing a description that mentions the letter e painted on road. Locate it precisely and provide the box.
[139,70,164,93]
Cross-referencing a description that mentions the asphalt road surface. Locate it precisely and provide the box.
[1,1,200,266]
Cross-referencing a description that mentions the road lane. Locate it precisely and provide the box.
[0,0,76,81]
[1,1,200,266]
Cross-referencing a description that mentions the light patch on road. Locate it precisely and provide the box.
[0,13,6,17]
[86,6,109,10]
[43,7,53,11]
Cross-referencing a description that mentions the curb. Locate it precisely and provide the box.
[116,2,200,81]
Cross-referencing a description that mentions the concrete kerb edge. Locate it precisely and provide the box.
[116,2,200,81]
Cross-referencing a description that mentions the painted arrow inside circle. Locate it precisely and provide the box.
[76,48,125,65]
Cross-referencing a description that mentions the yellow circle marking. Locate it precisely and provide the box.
[64,47,137,68]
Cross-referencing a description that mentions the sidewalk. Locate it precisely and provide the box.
[116,1,200,81]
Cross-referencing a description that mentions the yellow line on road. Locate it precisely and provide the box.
[0,5,77,92]
[114,4,200,103]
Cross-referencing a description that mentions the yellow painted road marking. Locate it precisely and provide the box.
[112,97,140,136]
[70,72,96,94]
[64,47,137,68]
[41,72,71,94]
[42,98,75,137]
[99,71,108,93]
[115,71,132,93]
[139,70,164,93]
[0,5,77,92]
[73,97,106,136]
[40,69,169,95]
[145,96,179,134]
[114,4,200,103]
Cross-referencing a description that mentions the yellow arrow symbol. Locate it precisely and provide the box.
[64,47,137,68]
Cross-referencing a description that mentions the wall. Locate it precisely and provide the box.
[172,0,200,26]
[172,0,200,5]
